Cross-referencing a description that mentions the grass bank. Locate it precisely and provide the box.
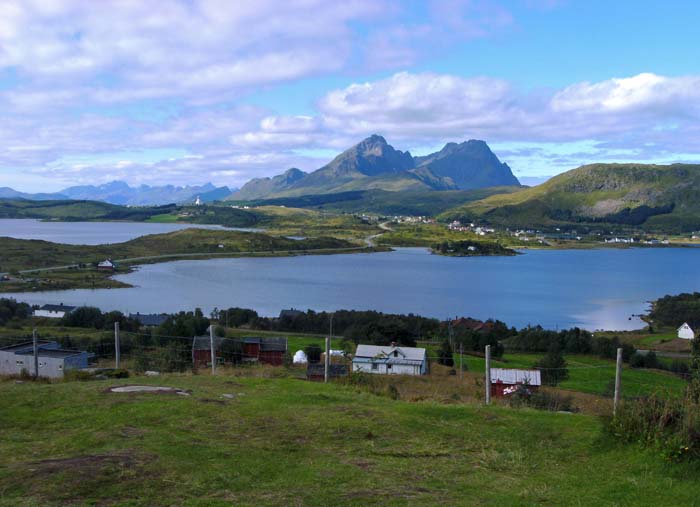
[1,374,699,506]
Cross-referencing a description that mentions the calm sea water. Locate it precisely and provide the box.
[0,219,259,245]
[2,247,700,331]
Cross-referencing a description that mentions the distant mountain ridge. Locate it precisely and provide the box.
[0,187,67,200]
[229,135,520,200]
[2,182,234,206]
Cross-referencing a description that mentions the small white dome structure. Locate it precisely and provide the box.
[678,322,695,340]
[293,350,308,364]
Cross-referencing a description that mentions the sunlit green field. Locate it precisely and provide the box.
[1,374,699,507]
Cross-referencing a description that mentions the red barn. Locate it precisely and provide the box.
[490,368,542,397]
[243,337,287,366]
[191,335,224,368]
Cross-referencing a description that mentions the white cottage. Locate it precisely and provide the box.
[678,322,695,340]
[33,304,76,319]
[352,344,428,376]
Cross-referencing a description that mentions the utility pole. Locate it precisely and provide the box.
[114,321,121,369]
[32,328,38,379]
[613,347,622,416]
[324,336,330,383]
[485,345,491,405]
[459,342,463,380]
[209,324,216,375]
[324,314,333,383]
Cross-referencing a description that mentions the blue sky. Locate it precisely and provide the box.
[1,0,699,191]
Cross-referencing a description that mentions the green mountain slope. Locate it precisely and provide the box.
[229,135,519,200]
[234,187,522,216]
[441,163,700,231]
[232,168,307,200]
[415,140,520,189]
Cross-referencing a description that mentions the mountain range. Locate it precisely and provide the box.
[0,182,232,206]
[441,162,700,232]
[230,135,519,200]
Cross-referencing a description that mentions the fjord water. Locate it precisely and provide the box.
[0,219,256,245]
[2,246,700,331]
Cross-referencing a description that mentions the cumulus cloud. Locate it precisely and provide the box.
[1,1,699,190]
[312,71,700,145]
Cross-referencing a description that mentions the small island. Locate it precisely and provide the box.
[431,240,518,257]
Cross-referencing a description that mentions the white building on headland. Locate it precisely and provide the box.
[678,322,695,340]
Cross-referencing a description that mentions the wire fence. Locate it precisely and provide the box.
[0,332,691,411]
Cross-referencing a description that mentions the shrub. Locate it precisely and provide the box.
[606,392,700,462]
[63,370,97,382]
[304,344,322,364]
[103,368,130,379]
[387,384,400,400]
[527,391,576,412]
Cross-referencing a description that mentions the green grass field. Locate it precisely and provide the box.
[1,374,699,506]
[442,351,687,398]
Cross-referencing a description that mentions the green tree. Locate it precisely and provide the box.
[535,343,569,386]
[438,340,454,367]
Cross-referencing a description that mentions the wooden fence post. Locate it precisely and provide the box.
[114,321,121,369]
[32,328,38,379]
[485,345,492,405]
[613,347,622,416]
[210,325,216,375]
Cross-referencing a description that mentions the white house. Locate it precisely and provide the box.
[97,259,116,271]
[678,322,695,340]
[33,304,76,319]
[352,344,428,376]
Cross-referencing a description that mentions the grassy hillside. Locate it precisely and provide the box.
[0,199,177,221]
[441,163,700,232]
[232,187,521,217]
[0,229,356,272]
[1,374,698,506]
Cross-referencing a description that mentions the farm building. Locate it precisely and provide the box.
[97,259,117,271]
[278,309,303,320]
[306,363,348,381]
[243,337,288,365]
[490,368,542,397]
[129,313,169,327]
[33,304,76,319]
[191,335,225,368]
[0,341,92,378]
[678,323,695,340]
[352,344,428,376]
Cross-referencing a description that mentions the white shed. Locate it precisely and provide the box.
[678,323,695,340]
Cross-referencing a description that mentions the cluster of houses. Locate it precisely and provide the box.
[447,220,495,235]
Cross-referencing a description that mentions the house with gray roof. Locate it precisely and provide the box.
[352,344,428,376]
[129,313,170,327]
[0,341,93,378]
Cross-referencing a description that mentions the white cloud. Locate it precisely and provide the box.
[1,1,699,190]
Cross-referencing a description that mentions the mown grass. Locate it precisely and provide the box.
[1,374,699,506]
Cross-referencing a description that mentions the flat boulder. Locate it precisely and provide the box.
[107,385,190,396]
